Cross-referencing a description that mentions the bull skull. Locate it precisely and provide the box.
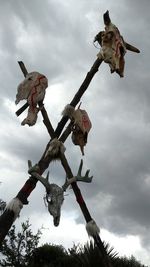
[62,105,92,155]
[16,71,48,126]
[94,11,140,77]
[21,106,40,126]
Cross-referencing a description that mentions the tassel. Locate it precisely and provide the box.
[61,104,75,118]
[6,198,23,221]
[86,219,100,238]
[45,138,66,158]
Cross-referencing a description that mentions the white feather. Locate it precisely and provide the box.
[86,219,100,238]
[6,198,23,221]
[45,138,66,158]
[61,104,75,118]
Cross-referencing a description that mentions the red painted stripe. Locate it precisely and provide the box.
[30,75,46,110]
[76,195,84,204]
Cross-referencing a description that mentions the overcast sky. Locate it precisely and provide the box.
[0,0,150,265]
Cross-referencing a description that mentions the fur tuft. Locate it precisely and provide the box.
[6,198,23,221]
[61,104,75,118]
[86,219,100,238]
[45,138,66,158]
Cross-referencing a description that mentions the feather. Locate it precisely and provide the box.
[6,198,23,221]
[86,219,100,238]
[45,138,66,158]
[61,104,75,118]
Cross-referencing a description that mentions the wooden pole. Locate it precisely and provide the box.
[15,61,29,116]
[0,57,103,243]
[0,59,112,266]
[54,57,102,138]
[1,58,113,267]
[59,153,112,267]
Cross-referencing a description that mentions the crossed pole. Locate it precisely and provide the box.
[0,57,113,267]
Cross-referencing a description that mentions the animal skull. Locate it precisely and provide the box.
[46,184,64,226]
[97,23,126,77]
[28,160,93,226]
[21,106,39,126]
[28,162,66,227]
[16,72,48,106]
[95,11,140,77]
[71,109,92,155]
[16,71,48,126]
[62,105,92,155]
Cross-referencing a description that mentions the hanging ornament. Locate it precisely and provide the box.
[44,138,66,159]
[6,198,23,222]
[86,219,100,238]
[94,11,140,77]
[15,71,48,126]
[62,104,92,155]
[28,161,73,226]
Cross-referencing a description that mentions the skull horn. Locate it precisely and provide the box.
[124,42,140,53]
[28,160,51,192]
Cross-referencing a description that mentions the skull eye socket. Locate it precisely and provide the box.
[46,194,52,204]
[49,199,53,205]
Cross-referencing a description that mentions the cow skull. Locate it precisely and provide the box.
[94,11,140,77]
[21,106,40,126]
[16,71,48,126]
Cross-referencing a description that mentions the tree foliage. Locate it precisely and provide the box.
[28,243,68,267]
[0,220,147,267]
[112,255,147,267]
[0,199,6,215]
[67,241,117,267]
[0,219,41,267]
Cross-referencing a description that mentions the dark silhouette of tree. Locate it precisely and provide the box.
[0,220,147,267]
[28,243,80,267]
[0,182,6,216]
[68,241,117,267]
[0,199,6,216]
[0,219,41,267]
[112,255,147,267]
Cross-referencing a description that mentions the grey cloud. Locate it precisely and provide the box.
[0,1,150,264]
[0,0,96,101]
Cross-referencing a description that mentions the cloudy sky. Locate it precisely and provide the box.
[0,0,150,265]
